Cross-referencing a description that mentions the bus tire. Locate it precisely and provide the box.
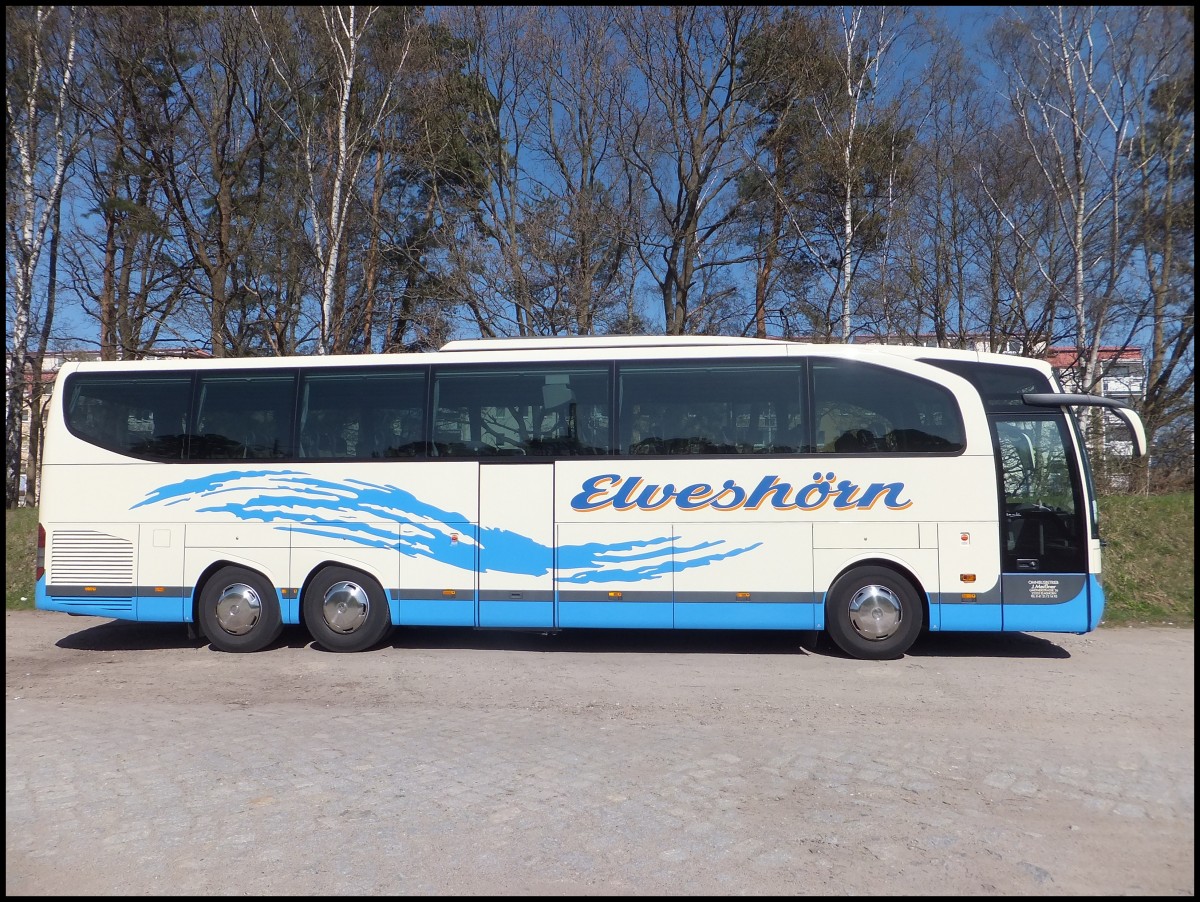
[824,565,923,660]
[198,566,284,653]
[303,566,392,653]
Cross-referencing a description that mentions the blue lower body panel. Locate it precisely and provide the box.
[1002,581,1092,633]
[674,602,816,630]
[480,600,553,628]
[940,603,1002,632]
[558,601,672,629]
[396,598,475,626]
[37,576,187,621]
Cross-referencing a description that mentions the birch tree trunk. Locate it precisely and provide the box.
[255,6,412,354]
[4,6,78,508]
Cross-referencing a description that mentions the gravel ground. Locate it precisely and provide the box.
[5,611,1194,896]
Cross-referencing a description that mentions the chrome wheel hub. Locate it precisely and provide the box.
[322,581,370,634]
[848,584,902,641]
[215,583,263,635]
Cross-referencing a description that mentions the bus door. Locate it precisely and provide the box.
[993,414,1090,631]
[553,463,677,630]
[478,463,555,628]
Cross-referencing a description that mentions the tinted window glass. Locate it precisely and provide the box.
[65,373,192,459]
[192,374,295,460]
[922,359,1053,409]
[996,414,1084,572]
[433,366,610,457]
[812,358,964,453]
[299,369,427,460]
[619,363,805,455]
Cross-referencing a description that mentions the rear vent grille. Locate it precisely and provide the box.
[49,530,134,584]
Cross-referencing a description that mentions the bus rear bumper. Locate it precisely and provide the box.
[36,577,187,622]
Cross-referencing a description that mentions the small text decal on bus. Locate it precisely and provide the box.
[570,473,912,513]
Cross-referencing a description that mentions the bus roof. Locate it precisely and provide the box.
[859,343,1055,377]
[438,335,782,352]
[52,335,1052,378]
[438,336,1051,375]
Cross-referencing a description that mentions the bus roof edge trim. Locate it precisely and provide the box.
[439,336,787,352]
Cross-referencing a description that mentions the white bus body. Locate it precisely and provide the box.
[36,337,1143,659]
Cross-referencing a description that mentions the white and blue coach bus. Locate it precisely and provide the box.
[35,336,1146,659]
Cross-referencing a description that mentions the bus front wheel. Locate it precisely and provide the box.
[302,567,393,653]
[198,566,284,653]
[825,566,923,660]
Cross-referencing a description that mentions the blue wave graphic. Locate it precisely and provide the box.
[133,470,760,583]
[557,536,761,584]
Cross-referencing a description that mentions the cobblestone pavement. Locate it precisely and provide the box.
[5,611,1194,895]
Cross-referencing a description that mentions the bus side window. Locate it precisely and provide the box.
[65,374,192,459]
[323,429,348,458]
[381,416,424,458]
[145,402,189,459]
[812,358,963,455]
[358,421,385,458]
[194,374,294,460]
[772,412,807,453]
[301,412,353,459]
[298,420,319,458]
[433,365,608,459]
[619,362,803,456]
[201,411,249,458]
[96,404,130,451]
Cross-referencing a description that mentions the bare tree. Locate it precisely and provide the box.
[428,7,644,338]
[65,7,194,360]
[431,6,548,337]
[5,6,79,508]
[991,7,1152,391]
[967,118,1072,355]
[525,7,641,335]
[21,184,63,508]
[883,19,979,346]
[987,6,1194,485]
[734,6,919,341]
[736,8,833,338]
[253,5,413,353]
[886,16,1062,354]
[1125,6,1194,491]
[615,5,767,335]
[816,6,918,341]
[113,7,285,357]
[362,19,495,353]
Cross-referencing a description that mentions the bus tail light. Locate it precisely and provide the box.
[36,524,45,580]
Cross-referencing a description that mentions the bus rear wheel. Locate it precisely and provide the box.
[825,566,923,660]
[198,566,284,653]
[303,567,392,653]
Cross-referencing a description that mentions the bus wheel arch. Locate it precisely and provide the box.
[823,561,927,660]
[195,563,284,653]
[301,563,393,653]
